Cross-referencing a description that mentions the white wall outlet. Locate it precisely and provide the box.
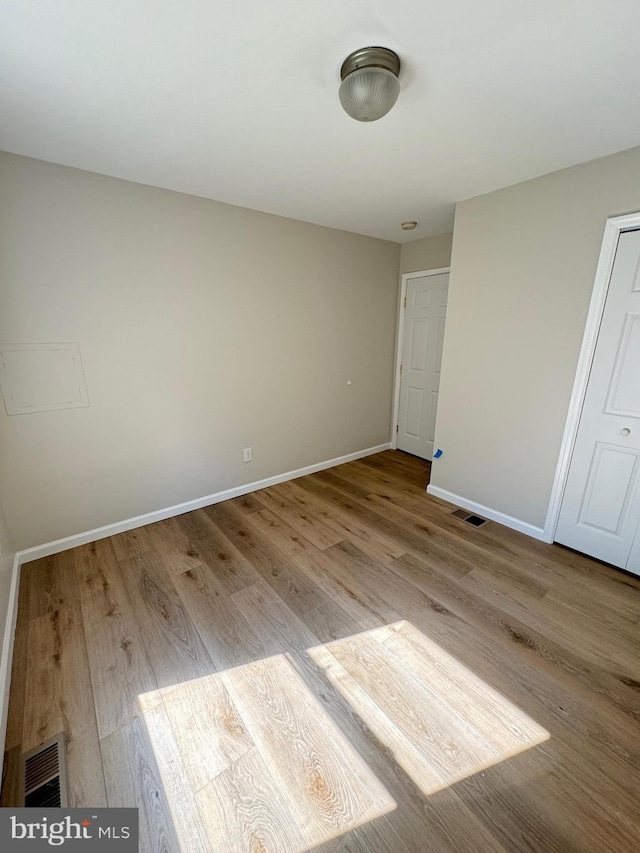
[243,447,253,463]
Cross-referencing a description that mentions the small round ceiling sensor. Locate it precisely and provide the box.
[401,221,417,230]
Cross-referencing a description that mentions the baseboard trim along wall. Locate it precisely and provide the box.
[17,442,391,565]
[426,484,549,542]
[0,441,392,761]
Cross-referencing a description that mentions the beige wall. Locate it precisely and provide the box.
[431,145,640,530]
[0,152,400,549]
[400,233,453,274]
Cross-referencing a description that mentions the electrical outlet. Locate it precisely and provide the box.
[243,447,253,463]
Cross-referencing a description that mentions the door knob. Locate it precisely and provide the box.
[621,427,631,436]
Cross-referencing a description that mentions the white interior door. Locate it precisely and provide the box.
[556,229,640,573]
[396,272,448,459]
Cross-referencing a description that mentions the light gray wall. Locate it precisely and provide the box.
[400,233,453,274]
[0,152,400,549]
[431,145,640,530]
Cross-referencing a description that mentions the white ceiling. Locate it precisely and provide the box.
[2,1,640,243]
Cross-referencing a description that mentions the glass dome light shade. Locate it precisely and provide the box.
[339,67,400,122]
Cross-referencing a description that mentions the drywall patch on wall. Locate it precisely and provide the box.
[0,342,89,415]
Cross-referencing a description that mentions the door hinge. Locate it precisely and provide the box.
[400,363,403,374]
[396,424,399,433]
[403,296,407,308]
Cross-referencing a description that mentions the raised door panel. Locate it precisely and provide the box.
[578,443,640,535]
[434,317,446,376]
[413,288,431,308]
[408,318,429,374]
[605,313,640,418]
[405,388,423,439]
[427,391,439,444]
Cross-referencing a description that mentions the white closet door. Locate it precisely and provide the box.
[556,229,640,573]
[397,273,448,459]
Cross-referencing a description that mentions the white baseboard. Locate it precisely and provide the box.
[426,485,547,541]
[0,441,391,761]
[0,553,22,763]
[18,443,391,565]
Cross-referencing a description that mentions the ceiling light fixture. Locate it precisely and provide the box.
[401,221,417,231]
[339,47,401,122]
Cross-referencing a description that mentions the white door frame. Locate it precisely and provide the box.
[390,267,450,449]
[543,211,640,543]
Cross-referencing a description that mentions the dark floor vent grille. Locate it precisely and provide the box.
[21,734,68,807]
[451,508,489,527]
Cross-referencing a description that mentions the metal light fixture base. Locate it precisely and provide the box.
[340,47,401,81]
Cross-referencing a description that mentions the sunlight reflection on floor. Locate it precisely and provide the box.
[138,620,549,851]
[309,620,550,797]
[139,653,395,852]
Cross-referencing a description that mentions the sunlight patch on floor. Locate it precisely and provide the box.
[308,620,550,798]
[137,621,549,851]
[138,653,396,852]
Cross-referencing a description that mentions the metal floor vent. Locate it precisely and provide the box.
[20,733,68,807]
[451,508,489,527]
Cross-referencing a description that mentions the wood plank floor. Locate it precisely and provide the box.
[3,450,640,852]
